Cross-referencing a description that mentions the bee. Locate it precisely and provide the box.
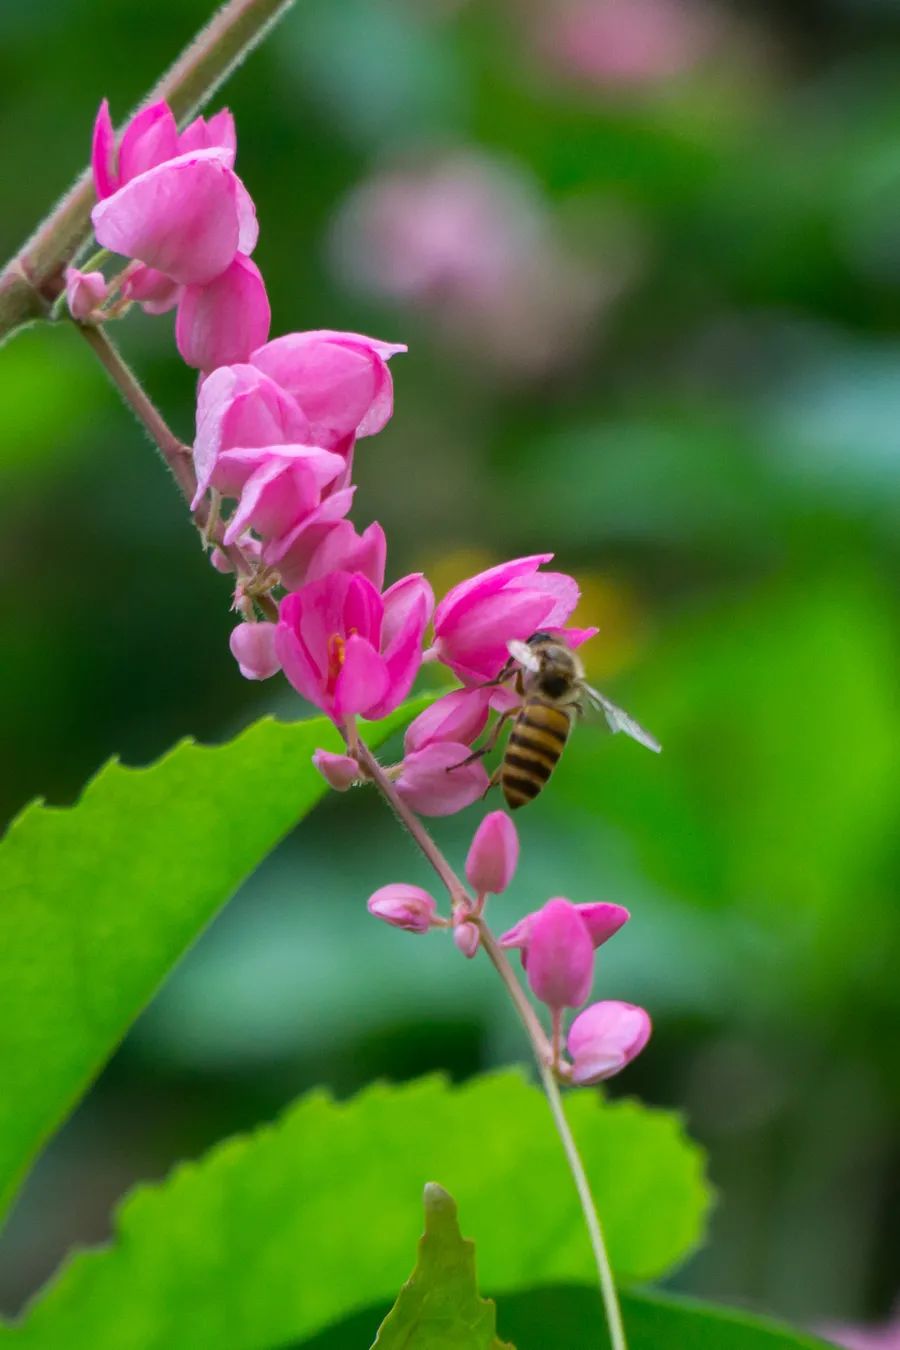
[452,631,661,810]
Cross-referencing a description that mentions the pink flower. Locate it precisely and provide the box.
[368,883,438,933]
[403,687,494,754]
[395,740,489,816]
[262,488,357,590]
[312,748,360,791]
[466,811,519,897]
[176,254,271,371]
[275,570,433,724]
[90,99,257,286]
[391,686,495,816]
[228,621,280,680]
[218,445,347,546]
[302,519,387,591]
[430,554,581,684]
[567,1001,651,1085]
[539,0,712,93]
[524,898,594,1011]
[501,900,629,957]
[250,330,406,444]
[192,363,310,508]
[122,265,182,315]
[822,1310,900,1349]
[64,267,107,321]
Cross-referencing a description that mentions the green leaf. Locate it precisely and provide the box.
[500,1286,836,1350]
[296,1286,834,1350]
[372,1184,512,1349]
[0,1071,710,1348]
[0,698,427,1225]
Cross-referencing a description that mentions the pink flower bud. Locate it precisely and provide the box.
[523,898,594,1011]
[394,741,489,817]
[176,254,271,371]
[312,748,359,791]
[567,1001,651,1085]
[228,621,280,680]
[64,267,108,321]
[453,920,480,958]
[465,811,519,896]
[368,883,438,933]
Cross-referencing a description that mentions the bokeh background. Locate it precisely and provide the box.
[1,0,899,1338]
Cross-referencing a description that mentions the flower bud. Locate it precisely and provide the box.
[567,1001,651,1085]
[465,811,519,897]
[65,267,108,321]
[453,920,480,959]
[368,883,438,933]
[312,748,359,791]
[228,621,280,680]
[524,898,594,1011]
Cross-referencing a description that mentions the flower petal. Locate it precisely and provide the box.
[92,149,241,285]
[395,741,489,816]
[91,99,118,199]
[176,253,271,371]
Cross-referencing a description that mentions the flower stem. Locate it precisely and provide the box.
[76,322,277,619]
[352,731,626,1347]
[0,0,298,340]
[537,1059,628,1350]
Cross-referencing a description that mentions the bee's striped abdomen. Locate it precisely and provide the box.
[502,700,572,809]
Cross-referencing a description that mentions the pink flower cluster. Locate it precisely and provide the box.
[81,99,270,370]
[368,813,650,1085]
[76,98,598,817]
[75,98,653,1097]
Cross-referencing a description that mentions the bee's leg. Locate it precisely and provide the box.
[476,657,516,689]
[481,764,503,799]
[445,707,520,771]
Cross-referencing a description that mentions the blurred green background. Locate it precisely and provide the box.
[1,0,899,1337]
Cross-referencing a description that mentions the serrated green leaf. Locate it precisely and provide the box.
[0,1071,710,1348]
[372,1184,512,1349]
[0,698,428,1226]
[295,1286,834,1350]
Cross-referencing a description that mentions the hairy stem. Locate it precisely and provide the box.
[77,323,277,618]
[0,0,297,340]
[353,732,627,1346]
[538,1060,628,1350]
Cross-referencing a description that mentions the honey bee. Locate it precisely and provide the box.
[452,631,661,809]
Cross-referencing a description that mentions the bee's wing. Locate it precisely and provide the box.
[507,639,541,673]
[584,685,662,753]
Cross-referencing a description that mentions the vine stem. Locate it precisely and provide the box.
[77,322,277,619]
[352,732,628,1349]
[0,0,298,341]
[537,1060,628,1350]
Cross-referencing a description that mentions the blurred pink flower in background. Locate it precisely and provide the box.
[822,1308,900,1349]
[533,0,715,92]
[330,150,635,377]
